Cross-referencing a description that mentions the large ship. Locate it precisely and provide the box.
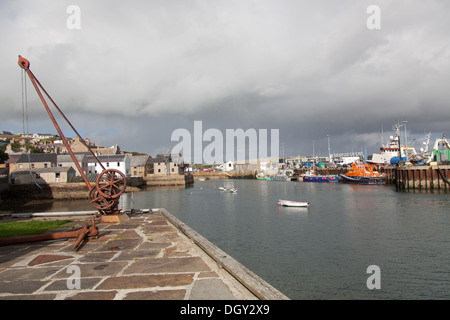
[367,123,403,166]
[368,122,434,166]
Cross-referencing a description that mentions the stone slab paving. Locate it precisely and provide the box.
[0,211,258,300]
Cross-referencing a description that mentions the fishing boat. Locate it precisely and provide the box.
[256,174,271,180]
[340,163,386,185]
[301,169,339,183]
[367,122,426,166]
[302,175,339,182]
[278,199,310,207]
[271,175,287,181]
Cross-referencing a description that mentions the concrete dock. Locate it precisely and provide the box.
[0,209,289,300]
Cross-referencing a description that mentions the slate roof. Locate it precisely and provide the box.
[130,155,150,167]
[86,154,127,163]
[16,153,57,163]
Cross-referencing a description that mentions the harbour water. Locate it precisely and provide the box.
[8,179,450,299]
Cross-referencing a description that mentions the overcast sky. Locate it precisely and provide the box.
[1,0,450,162]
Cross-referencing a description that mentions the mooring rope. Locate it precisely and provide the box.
[437,166,450,185]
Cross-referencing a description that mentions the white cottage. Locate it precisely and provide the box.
[87,154,131,178]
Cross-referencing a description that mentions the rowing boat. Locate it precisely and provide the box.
[278,199,310,207]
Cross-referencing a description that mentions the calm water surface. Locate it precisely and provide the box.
[14,179,450,299]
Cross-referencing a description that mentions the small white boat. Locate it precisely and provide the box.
[229,188,238,193]
[219,187,227,191]
[198,178,206,181]
[278,199,310,207]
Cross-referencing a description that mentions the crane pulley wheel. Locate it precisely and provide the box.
[88,187,115,211]
[95,168,127,199]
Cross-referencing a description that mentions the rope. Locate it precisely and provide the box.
[437,166,450,185]
[21,69,42,190]
[21,69,29,135]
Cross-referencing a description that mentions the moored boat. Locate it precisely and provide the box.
[340,163,386,185]
[301,168,339,183]
[278,199,310,207]
[302,175,339,182]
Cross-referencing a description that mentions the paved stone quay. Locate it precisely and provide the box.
[0,209,289,300]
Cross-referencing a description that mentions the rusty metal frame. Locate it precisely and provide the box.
[17,56,126,215]
[0,217,99,251]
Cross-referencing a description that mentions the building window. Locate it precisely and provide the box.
[158,169,161,173]
[117,162,120,166]
[106,162,109,167]
[55,173,60,178]
[171,168,174,172]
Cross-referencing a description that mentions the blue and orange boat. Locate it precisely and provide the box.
[340,163,386,185]
[302,175,339,182]
[302,168,339,183]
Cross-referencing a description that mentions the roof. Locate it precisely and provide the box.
[57,154,86,163]
[5,154,22,164]
[16,153,57,163]
[130,155,150,167]
[86,154,128,163]
[148,154,172,164]
[12,166,76,174]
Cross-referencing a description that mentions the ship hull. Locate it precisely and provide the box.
[339,174,386,185]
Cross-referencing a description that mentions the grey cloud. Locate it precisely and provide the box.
[2,0,450,159]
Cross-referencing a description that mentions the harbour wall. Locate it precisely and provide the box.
[4,166,449,200]
[144,173,194,187]
[192,171,256,180]
[380,165,450,191]
[4,181,143,200]
[308,166,450,191]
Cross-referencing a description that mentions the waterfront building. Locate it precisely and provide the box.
[86,154,131,178]
[57,154,88,176]
[9,166,76,185]
[129,154,151,177]
[148,154,185,175]
[8,153,57,173]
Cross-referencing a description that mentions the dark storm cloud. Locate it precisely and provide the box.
[1,0,450,159]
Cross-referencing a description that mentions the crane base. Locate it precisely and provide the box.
[100,213,129,224]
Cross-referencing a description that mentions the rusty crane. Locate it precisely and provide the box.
[0,56,130,250]
[17,55,128,216]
